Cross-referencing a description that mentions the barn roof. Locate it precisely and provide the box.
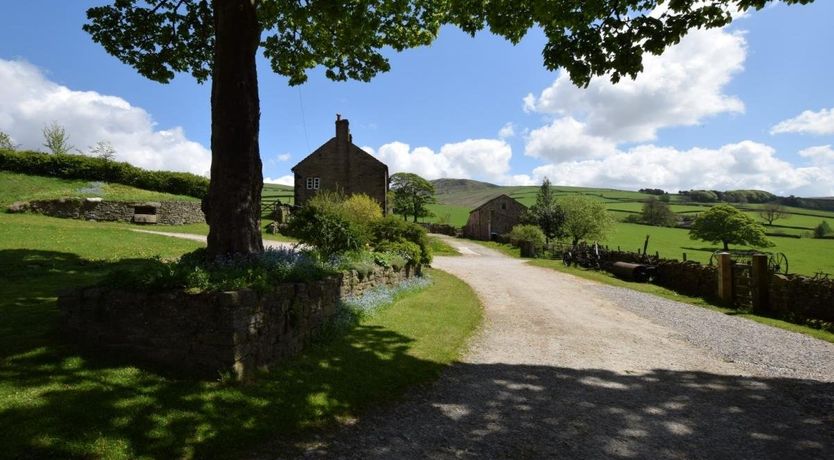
[468,194,526,214]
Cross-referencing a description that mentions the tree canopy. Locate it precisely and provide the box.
[83,0,814,257]
[689,204,772,251]
[641,196,677,227]
[390,172,436,222]
[528,177,565,243]
[558,195,614,246]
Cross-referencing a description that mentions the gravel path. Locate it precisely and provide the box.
[246,236,832,459]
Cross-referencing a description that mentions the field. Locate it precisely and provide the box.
[425,180,834,276]
[0,176,482,458]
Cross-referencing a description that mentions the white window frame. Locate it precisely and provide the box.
[306,177,320,190]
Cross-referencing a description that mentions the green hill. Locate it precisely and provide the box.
[432,178,499,196]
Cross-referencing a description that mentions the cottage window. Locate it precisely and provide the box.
[306,177,320,190]
[501,203,507,210]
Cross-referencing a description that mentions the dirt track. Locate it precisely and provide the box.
[262,236,833,459]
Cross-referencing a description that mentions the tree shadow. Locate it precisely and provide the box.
[284,363,834,459]
[0,249,444,459]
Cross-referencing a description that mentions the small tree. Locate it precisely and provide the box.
[759,202,789,226]
[42,122,75,154]
[689,204,772,251]
[559,196,614,246]
[0,131,17,151]
[641,196,677,227]
[529,177,565,243]
[813,221,832,239]
[389,172,435,223]
[90,140,117,161]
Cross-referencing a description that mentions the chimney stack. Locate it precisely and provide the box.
[336,114,349,143]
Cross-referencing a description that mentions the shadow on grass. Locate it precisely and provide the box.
[0,249,444,459]
[282,363,834,459]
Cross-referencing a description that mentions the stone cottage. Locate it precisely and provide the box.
[464,194,527,241]
[291,116,388,212]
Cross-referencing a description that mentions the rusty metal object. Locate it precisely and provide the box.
[610,261,656,283]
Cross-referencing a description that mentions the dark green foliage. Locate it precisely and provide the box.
[528,177,565,243]
[284,205,366,258]
[641,197,677,227]
[369,217,432,265]
[0,150,208,198]
[689,204,773,250]
[639,188,666,195]
[104,247,335,293]
[508,224,546,248]
[390,172,436,223]
[685,190,720,203]
[813,221,832,238]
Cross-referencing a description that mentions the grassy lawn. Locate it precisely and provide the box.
[0,214,482,459]
[428,236,460,256]
[602,222,834,275]
[0,171,199,205]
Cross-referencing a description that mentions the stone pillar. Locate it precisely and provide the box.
[717,252,733,305]
[751,254,769,312]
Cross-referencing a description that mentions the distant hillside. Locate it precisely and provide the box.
[432,178,499,195]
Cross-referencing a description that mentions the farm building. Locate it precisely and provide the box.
[464,194,527,241]
[291,116,388,212]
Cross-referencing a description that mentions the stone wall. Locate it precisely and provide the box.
[13,198,204,225]
[59,264,418,380]
[769,274,834,325]
[603,250,718,299]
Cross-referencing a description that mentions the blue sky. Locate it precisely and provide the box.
[1,1,833,196]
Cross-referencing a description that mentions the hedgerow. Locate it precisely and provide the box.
[0,149,208,198]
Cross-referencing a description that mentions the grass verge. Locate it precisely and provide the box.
[428,236,460,256]
[0,213,482,458]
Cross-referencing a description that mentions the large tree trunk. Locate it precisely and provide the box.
[203,0,264,259]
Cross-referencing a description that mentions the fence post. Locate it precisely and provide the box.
[751,254,769,312]
[717,252,733,305]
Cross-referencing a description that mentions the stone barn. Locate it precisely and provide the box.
[464,194,527,241]
[292,116,388,212]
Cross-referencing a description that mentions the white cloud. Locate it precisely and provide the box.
[529,141,834,197]
[798,145,834,164]
[277,153,291,162]
[369,138,516,184]
[264,175,294,186]
[771,108,834,135]
[0,58,211,175]
[498,122,515,139]
[525,117,618,161]
[524,27,745,145]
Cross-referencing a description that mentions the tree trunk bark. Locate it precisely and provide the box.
[723,240,729,251]
[204,0,264,258]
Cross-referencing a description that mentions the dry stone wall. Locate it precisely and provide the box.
[59,264,418,380]
[12,198,204,225]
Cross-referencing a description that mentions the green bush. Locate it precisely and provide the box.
[375,240,422,265]
[0,149,208,198]
[814,221,832,239]
[508,224,546,248]
[369,216,432,265]
[284,205,367,258]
